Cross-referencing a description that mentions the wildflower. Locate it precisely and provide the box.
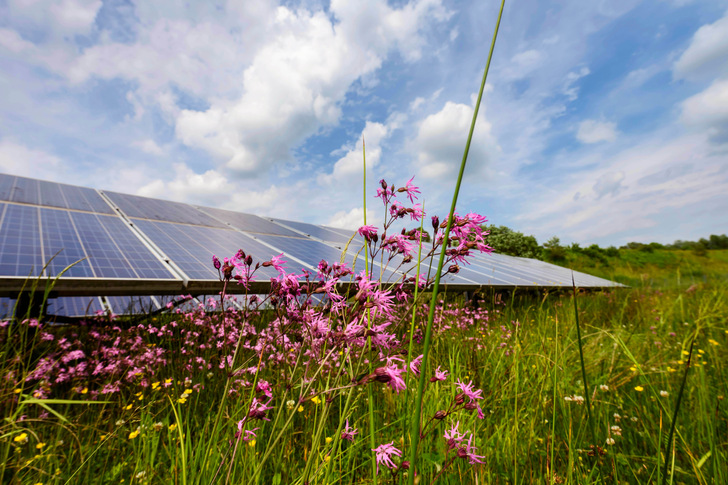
[455,379,483,402]
[152,422,164,432]
[311,395,322,405]
[373,364,406,393]
[341,420,358,442]
[599,384,609,391]
[634,386,644,392]
[610,425,622,436]
[457,434,485,465]
[372,441,402,474]
[399,176,421,203]
[409,354,423,376]
[286,400,296,410]
[128,429,140,440]
[444,421,466,449]
[430,366,449,382]
[660,390,669,397]
[297,405,304,413]
[36,442,45,449]
[169,423,177,432]
[357,225,378,242]
[708,339,719,346]
[14,433,28,445]
[606,437,615,445]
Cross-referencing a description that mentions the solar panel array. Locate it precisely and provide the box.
[0,173,622,317]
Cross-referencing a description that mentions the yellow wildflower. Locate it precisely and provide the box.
[13,433,28,444]
[634,386,644,392]
[36,442,45,449]
[128,430,140,440]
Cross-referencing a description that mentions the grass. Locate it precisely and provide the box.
[1,258,726,484]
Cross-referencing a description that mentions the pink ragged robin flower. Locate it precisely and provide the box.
[358,225,378,242]
[341,419,358,442]
[399,176,421,203]
[372,441,402,474]
[431,366,449,382]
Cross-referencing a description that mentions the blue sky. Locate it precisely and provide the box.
[1,0,727,247]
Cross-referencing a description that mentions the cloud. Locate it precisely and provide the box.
[132,139,165,156]
[592,171,625,198]
[5,0,102,38]
[172,1,449,175]
[0,138,63,180]
[412,101,497,180]
[326,207,376,230]
[681,78,728,144]
[517,131,728,243]
[576,119,618,143]
[673,11,728,81]
[319,121,390,185]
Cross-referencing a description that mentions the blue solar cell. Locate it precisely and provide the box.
[0,203,44,277]
[104,191,227,228]
[131,219,281,280]
[270,218,354,244]
[106,296,160,314]
[38,180,67,209]
[41,209,95,278]
[198,206,302,237]
[60,184,114,214]
[0,297,16,319]
[46,297,104,317]
[71,212,176,279]
[0,174,17,202]
[9,176,40,205]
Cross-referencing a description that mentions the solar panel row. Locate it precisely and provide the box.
[0,173,623,317]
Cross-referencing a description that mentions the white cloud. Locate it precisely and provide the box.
[131,139,165,156]
[576,119,618,143]
[503,49,543,80]
[517,132,728,242]
[0,138,63,180]
[6,0,102,38]
[320,121,389,185]
[681,78,728,143]
[412,101,497,180]
[171,1,449,175]
[592,171,625,198]
[327,207,377,230]
[674,12,728,81]
[562,67,590,101]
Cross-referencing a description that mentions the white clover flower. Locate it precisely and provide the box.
[660,390,669,397]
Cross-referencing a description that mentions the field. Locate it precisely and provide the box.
[1,245,726,485]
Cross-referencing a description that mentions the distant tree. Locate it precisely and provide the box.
[709,234,728,249]
[605,245,620,257]
[482,225,540,259]
[542,236,567,261]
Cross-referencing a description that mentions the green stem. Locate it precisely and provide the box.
[406,1,506,481]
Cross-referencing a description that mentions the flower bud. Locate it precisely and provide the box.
[434,410,447,420]
[454,392,465,405]
[431,216,439,231]
[212,255,221,270]
[380,179,388,190]
[448,264,460,274]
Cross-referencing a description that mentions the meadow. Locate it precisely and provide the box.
[1,203,726,484]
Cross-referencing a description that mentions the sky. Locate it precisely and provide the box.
[1,0,727,248]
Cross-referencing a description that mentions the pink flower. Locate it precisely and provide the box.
[341,420,358,442]
[400,176,421,203]
[458,434,485,465]
[409,354,423,376]
[444,421,466,449]
[372,441,402,474]
[358,225,378,242]
[431,366,449,382]
[455,379,483,402]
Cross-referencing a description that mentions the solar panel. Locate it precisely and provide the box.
[270,218,355,244]
[8,176,40,205]
[131,219,281,281]
[72,212,175,279]
[0,203,44,277]
[0,174,14,202]
[196,206,302,237]
[60,184,115,214]
[40,208,95,278]
[104,191,228,228]
[106,295,160,315]
[46,296,104,317]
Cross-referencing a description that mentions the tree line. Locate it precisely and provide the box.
[480,225,728,262]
